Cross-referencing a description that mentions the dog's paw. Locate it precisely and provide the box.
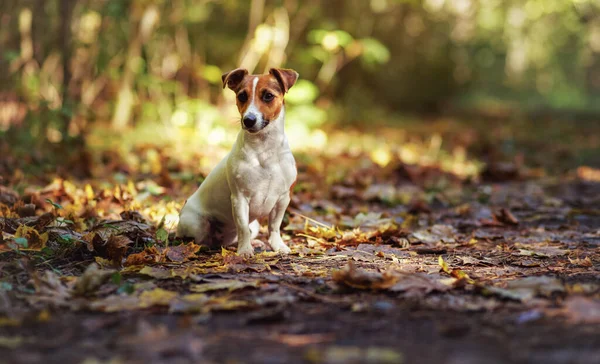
[237,244,254,258]
[269,235,291,254]
[273,244,291,254]
[251,239,266,250]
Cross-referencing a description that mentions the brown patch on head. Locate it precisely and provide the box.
[232,76,256,116]
[222,67,299,127]
[222,68,248,90]
[253,74,285,122]
[269,68,299,93]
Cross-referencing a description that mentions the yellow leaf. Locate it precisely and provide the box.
[190,279,259,293]
[0,317,21,327]
[84,184,95,200]
[221,247,237,257]
[15,225,48,250]
[438,256,451,274]
[138,288,178,308]
[0,336,25,349]
[439,256,475,284]
[138,265,172,279]
[94,256,113,269]
[37,309,51,322]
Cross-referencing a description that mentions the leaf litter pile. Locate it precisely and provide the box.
[1,133,600,363]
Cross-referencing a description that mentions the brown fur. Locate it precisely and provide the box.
[233,75,284,122]
[221,68,298,124]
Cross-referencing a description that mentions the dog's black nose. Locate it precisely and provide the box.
[243,114,257,128]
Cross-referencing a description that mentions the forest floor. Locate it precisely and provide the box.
[1,117,599,364]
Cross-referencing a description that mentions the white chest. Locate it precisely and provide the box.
[232,151,296,220]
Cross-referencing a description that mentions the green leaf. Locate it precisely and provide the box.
[111,272,122,285]
[117,282,134,295]
[157,215,166,229]
[14,238,28,248]
[156,228,169,243]
[41,247,54,256]
[45,199,63,210]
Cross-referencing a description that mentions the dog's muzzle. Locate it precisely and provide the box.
[243,114,257,128]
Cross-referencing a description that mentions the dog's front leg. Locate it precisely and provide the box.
[268,194,292,254]
[231,194,254,257]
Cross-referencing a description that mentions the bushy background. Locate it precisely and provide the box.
[1,0,599,173]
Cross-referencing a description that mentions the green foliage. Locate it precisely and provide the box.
[0,0,599,147]
[359,38,391,69]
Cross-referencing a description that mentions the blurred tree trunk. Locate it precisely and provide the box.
[60,0,74,136]
[112,3,159,130]
[237,0,265,71]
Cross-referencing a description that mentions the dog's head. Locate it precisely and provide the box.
[222,68,298,133]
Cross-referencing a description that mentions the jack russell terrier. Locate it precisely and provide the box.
[176,67,299,257]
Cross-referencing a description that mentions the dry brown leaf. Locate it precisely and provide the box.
[332,261,399,290]
[73,263,114,296]
[106,235,132,263]
[568,256,593,267]
[389,273,453,295]
[494,208,519,225]
[516,245,568,258]
[166,242,201,262]
[0,186,19,206]
[124,246,164,266]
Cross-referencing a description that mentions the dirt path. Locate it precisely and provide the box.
[1,176,599,364]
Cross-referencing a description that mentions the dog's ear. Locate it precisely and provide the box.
[222,68,249,90]
[269,68,299,93]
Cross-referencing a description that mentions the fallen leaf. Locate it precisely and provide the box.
[90,287,178,312]
[389,273,453,295]
[290,263,329,277]
[169,294,251,314]
[305,346,404,364]
[0,336,26,349]
[456,256,483,265]
[494,208,519,225]
[74,263,115,296]
[516,245,568,258]
[484,276,564,302]
[438,256,475,285]
[138,288,178,308]
[29,270,73,307]
[0,186,19,206]
[166,242,201,262]
[332,261,399,290]
[138,265,173,279]
[14,224,48,250]
[105,235,132,264]
[568,256,593,267]
[340,212,393,229]
[124,246,164,266]
[190,279,260,293]
[412,225,456,245]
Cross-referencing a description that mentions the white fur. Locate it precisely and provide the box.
[176,94,296,257]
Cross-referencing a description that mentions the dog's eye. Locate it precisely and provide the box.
[237,92,248,103]
[263,92,274,102]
